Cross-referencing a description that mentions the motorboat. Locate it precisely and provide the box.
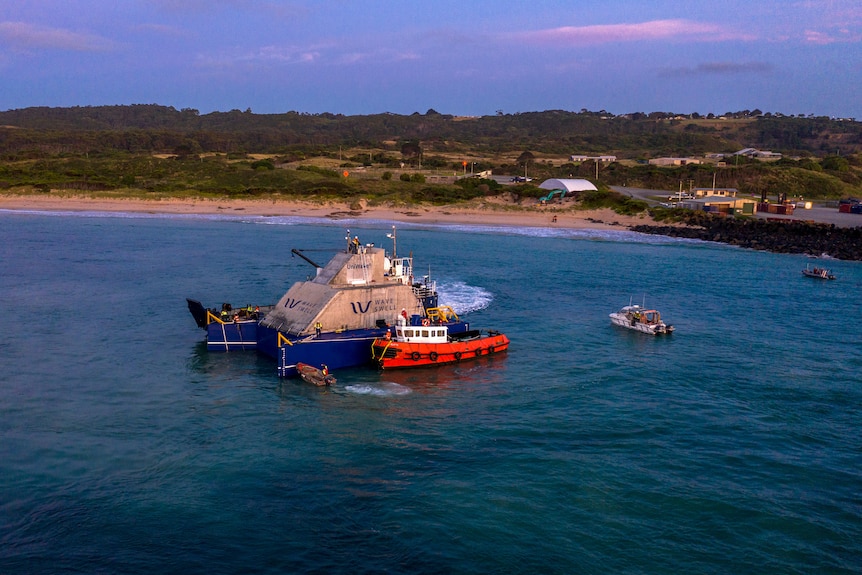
[296,362,336,386]
[802,265,836,280]
[610,303,674,335]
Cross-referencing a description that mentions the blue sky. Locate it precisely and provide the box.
[1,1,860,118]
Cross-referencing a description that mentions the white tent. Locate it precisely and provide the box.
[538,178,597,193]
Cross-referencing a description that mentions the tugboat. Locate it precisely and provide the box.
[609,302,674,335]
[802,265,836,280]
[371,306,509,369]
[188,227,470,376]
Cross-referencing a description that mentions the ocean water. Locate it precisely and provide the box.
[1,210,860,574]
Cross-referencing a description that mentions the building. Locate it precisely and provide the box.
[679,196,756,215]
[570,155,616,163]
[733,148,782,160]
[648,157,702,166]
[691,187,738,198]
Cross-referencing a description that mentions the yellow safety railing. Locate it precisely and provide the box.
[278,333,293,347]
[425,305,459,323]
[207,310,226,325]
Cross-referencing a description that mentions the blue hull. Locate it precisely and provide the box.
[258,325,387,377]
[205,320,260,351]
[196,304,471,376]
[257,322,471,377]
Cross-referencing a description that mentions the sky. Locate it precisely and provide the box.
[1,1,860,118]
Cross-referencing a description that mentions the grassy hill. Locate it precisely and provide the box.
[1,106,860,204]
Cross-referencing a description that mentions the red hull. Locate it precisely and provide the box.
[372,333,509,369]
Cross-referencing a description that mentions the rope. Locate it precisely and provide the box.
[372,339,393,360]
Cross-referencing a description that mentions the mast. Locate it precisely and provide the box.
[386,225,397,258]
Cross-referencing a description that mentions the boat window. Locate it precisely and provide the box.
[422,330,429,337]
[405,329,414,337]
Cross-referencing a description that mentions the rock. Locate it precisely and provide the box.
[631,216,862,261]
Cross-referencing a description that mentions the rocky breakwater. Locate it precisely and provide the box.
[631,213,862,261]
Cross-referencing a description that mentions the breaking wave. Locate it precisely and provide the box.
[1,209,701,247]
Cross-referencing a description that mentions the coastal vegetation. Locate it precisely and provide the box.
[1,105,861,214]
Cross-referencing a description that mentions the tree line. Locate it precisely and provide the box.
[1,105,860,159]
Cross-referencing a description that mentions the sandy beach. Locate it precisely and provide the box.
[0,194,654,230]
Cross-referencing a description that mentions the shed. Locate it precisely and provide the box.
[680,196,756,215]
[539,179,598,193]
[648,157,702,166]
[692,187,738,198]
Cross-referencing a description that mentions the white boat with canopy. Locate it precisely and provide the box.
[610,302,674,335]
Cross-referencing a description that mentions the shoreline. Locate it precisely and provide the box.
[0,194,654,231]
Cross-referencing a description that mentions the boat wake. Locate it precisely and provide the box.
[344,382,412,397]
[436,280,492,315]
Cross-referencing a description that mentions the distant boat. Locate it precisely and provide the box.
[610,301,674,335]
[802,265,836,280]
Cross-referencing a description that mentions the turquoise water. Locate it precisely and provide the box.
[1,211,860,574]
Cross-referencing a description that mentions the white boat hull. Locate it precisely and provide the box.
[609,305,674,335]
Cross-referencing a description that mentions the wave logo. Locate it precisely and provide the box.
[282,298,304,309]
[350,301,372,314]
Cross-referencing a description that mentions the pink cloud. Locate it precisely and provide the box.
[512,19,756,45]
[804,28,862,44]
[0,21,114,51]
[660,61,773,77]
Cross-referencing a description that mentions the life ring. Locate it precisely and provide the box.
[429,351,438,362]
[385,331,391,340]
[421,318,430,327]
[488,346,495,354]
[453,351,462,361]
[411,351,421,361]
[475,348,483,356]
